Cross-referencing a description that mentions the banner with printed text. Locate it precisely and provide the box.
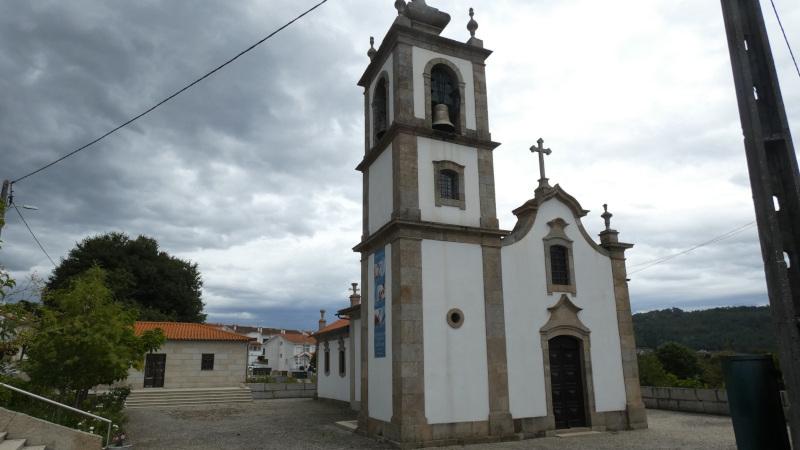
[373,247,386,358]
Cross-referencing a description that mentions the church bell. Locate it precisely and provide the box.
[432,104,455,132]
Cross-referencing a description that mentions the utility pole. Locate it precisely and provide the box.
[721,0,800,446]
[0,180,9,240]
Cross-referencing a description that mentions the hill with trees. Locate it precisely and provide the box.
[633,306,775,353]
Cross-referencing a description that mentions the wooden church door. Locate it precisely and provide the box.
[549,335,587,429]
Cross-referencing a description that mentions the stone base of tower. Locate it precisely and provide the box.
[357,416,518,449]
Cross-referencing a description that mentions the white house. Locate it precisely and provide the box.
[349,1,646,446]
[213,324,309,368]
[262,330,316,373]
[127,322,251,389]
[314,285,362,410]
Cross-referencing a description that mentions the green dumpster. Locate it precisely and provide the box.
[722,355,790,450]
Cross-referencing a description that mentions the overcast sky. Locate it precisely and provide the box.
[1,0,798,330]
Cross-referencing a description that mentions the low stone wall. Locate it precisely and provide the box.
[642,386,790,417]
[0,407,103,450]
[247,383,316,400]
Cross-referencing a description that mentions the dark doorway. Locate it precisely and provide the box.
[549,335,587,429]
[143,353,166,388]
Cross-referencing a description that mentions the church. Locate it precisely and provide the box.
[317,1,648,446]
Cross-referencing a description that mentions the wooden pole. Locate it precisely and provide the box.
[721,0,800,445]
[0,180,9,240]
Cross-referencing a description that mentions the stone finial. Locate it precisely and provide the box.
[349,282,361,307]
[467,7,478,38]
[395,0,407,15]
[318,309,327,331]
[367,36,377,60]
[602,204,613,231]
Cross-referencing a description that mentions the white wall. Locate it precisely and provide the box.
[421,240,490,424]
[369,53,394,149]
[368,145,393,234]
[411,47,476,130]
[317,336,350,403]
[126,341,248,389]
[368,245,393,422]
[417,137,481,227]
[501,198,627,419]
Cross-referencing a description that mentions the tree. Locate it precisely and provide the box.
[655,342,702,380]
[25,267,165,406]
[47,232,205,322]
[638,353,671,387]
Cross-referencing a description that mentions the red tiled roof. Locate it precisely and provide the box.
[314,319,349,337]
[281,333,316,345]
[135,322,253,342]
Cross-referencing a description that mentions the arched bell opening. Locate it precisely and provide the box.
[372,75,389,142]
[430,64,460,133]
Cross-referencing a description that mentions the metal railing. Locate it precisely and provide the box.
[0,382,112,447]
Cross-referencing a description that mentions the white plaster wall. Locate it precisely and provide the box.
[412,47,476,130]
[368,145,393,234]
[263,337,281,370]
[368,245,393,422]
[126,341,248,389]
[353,317,362,402]
[422,240,490,424]
[317,337,350,403]
[501,198,627,419]
[417,137,480,227]
[369,54,394,149]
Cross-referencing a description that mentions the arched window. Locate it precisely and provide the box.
[438,169,459,200]
[550,245,570,286]
[430,65,460,131]
[373,77,389,141]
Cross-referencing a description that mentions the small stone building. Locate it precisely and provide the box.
[127,322,251,389]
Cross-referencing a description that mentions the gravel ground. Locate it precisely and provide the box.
[126,400,737,450]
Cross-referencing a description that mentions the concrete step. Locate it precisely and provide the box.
[126,397,253,409]
[127,393,253,401]
[0,432,6,441]
[22,446,46,450]
[0,439,27,450]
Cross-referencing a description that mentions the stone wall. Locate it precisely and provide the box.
[0,407,102,450]
[127,340,248,389]
[247,383,316,400]
[641,386,791,417]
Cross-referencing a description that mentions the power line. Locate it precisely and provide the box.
[11,0,330,185]
[11,204,57,268]
[769,0,800,79]
[629,221,757,275]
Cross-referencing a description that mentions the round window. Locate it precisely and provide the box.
[447,308,464,329]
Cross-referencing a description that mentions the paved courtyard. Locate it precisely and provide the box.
[126,399,738,450]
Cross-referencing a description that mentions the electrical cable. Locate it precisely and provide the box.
[769,0,800,79]
[11,204,57,267]
[629,221,757,275]
[11,0,330,185]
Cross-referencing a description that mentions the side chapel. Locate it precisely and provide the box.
[326,0,648,445]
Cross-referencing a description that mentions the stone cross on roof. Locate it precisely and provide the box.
[530,138,552,191]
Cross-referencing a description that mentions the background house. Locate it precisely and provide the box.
[262,330,316,374]
[128,322,251,389]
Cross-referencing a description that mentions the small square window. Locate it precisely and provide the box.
[201,354,215,371]
[433,161,466,210]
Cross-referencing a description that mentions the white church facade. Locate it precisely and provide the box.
[316,1,647,446]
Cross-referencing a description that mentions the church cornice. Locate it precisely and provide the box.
[356,122,500,172]
[353,218,508,254]
[358,20,493,88]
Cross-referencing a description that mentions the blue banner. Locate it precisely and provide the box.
[374,248,386,358]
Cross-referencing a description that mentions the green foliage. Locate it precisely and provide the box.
[47,232,206,322]
[633,306,775,353]
[25,266,165,406]
[637,353,672,387]
[655,342,702,380]
[0,301,39,370]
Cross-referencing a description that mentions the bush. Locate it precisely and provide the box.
[655,342,702,380]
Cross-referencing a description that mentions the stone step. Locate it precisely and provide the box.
[0,439,27,450]
[127,392,252,400]
[126,397,253,409]
[21,446,46,450]
[0,432,6,442]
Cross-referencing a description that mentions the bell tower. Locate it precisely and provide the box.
[355,1,513,445]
